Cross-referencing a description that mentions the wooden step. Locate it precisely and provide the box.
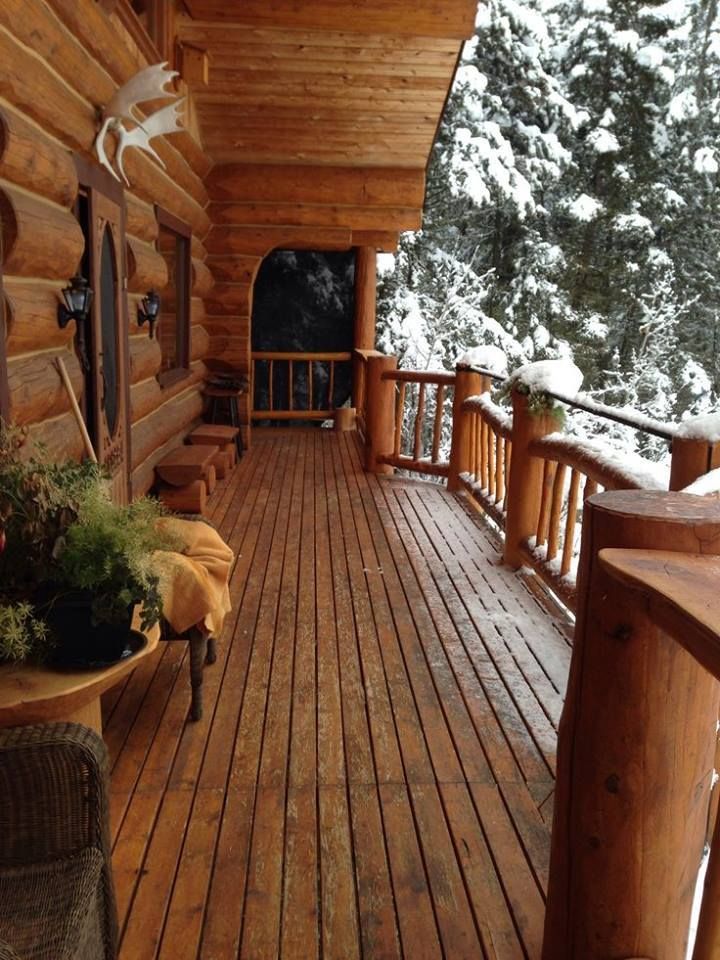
[155,444,220,487]
[188,424,239,446]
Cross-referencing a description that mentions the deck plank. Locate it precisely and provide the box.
[105,429,572,960]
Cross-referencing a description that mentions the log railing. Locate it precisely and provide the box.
[251,351,352,421]
[377,368,456,478]
[457,392,513,530]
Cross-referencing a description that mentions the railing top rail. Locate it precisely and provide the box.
[461,363,677,441]
[529,433,668,491]
[382,369,457,386]
[252,351,352,362]
[354,349,385,360]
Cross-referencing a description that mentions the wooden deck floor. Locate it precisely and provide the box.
[103,429,573,960]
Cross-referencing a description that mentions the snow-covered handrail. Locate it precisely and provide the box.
[529,433,668,493]
[462,394,513,439]
[542,390,677,441]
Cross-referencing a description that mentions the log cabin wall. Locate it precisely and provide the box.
[0,0,213,494]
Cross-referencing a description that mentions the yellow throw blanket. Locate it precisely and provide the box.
[153,518,234,637]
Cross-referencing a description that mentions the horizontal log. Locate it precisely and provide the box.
[252,351,352,362]
[181,0,477,39]
[7,349,83,426]
[204,255,262,284]
[208,201,423,232]
[207,332,230,357]
[4,279,71,355]
[382,369,455,385]
[204,283,252,317]
[129,334,162,383]
[126,193,158,244]
[23,410,85,463]
[178,23,460,52]
[191,258,214,297]
[378,454,450,477]
[207,163,426,207]
[131,385,205,469]
[351,230,400,252]
[190,325,211,361]
[131,361,205,423]
[527,435,654,492]
[207,225,352,256]
[0,104,77,208]
[191,235,208,262]
[0,185,85,280]
[126,235,169,294]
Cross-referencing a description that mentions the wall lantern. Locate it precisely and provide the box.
[58,274,93,371]
[138,290,161,339]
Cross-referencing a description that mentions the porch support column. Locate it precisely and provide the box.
[543,490,720,960]
[353,246,377,407]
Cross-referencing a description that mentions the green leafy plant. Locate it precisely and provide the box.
[0,422,178,661]
[0,601,51,663]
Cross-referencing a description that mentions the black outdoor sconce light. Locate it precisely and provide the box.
[138,290,161,339]
[58,274,93,371]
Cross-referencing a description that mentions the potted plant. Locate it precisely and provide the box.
[0,424,176,667]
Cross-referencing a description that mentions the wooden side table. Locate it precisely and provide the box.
[0,615,159,733]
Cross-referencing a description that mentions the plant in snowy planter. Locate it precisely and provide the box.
[0,424,176,667]
[501,358,585,420]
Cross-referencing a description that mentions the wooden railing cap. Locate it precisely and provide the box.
[588,488,720,523]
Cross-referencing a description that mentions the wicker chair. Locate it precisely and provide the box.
[0,723,118,960]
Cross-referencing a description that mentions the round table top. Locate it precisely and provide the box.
[0,616,159,728]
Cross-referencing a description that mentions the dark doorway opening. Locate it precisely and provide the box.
[251,250,355,424]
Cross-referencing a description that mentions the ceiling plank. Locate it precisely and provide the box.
[207,164,426,205]
[181,1,477,39]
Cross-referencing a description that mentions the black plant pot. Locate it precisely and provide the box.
[42,591,136,668]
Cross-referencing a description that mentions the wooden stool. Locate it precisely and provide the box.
[204,387,245,458]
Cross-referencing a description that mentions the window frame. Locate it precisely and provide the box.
[155,205,192,390]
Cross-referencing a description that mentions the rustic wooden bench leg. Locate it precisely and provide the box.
[206,637,217,665]
[188,628,208,722]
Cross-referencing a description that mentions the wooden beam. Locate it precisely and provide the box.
[351,230,400,252]
[207,164,425,206]
[207,225,353,255]
[208,202,422,232]
[181,1,478,39]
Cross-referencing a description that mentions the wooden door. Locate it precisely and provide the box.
[87,189,131,504]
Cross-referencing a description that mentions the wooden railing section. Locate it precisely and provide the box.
[353,348,383,443]
[458,393,513,530]
[251,351,351,421]
[378,369,455,478]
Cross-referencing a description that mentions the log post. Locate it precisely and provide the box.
[542,490,720,960]
[352,246,377,408]
[669,436,717,490]
[447,365,490,492]
[503,390,559,567]
[365,354,397,474]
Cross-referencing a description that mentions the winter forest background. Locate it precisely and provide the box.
[376,0,720,462]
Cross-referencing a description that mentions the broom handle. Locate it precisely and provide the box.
[55,356,98,463]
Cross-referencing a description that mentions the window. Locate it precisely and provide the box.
[156,206,191,388]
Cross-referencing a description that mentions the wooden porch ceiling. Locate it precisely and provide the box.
[104,429,572,959]
[176,1,477,173]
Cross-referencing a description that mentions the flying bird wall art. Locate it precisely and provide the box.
[94,62,185,186]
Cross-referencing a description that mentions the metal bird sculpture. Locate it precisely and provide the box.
[94,62,184,184]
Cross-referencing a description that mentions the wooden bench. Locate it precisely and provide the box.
[155,444,219,514]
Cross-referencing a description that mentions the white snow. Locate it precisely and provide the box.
[683,467,720,496]
[509,359,584,396]
[377,253,396,277]
[613,213,655,235]
[458,345,509,376]
[587,128,621,154]
[636,44,667,70]
[568,193,603,221]
[676,412,720,442]
[668,89,698,122]
[694,146,719,174]
[639,0,688,23]
[538,432,670,489]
